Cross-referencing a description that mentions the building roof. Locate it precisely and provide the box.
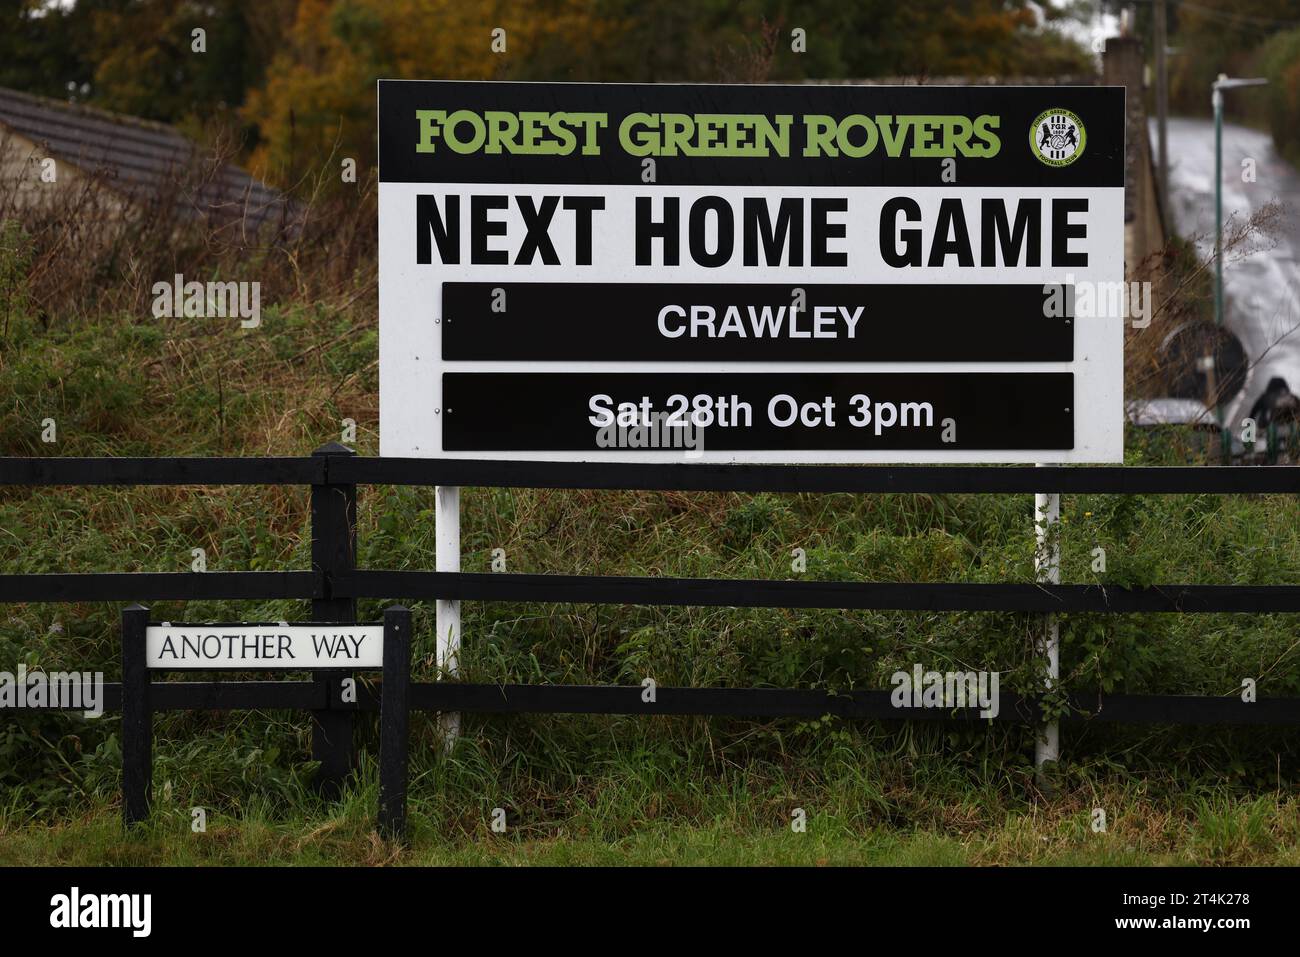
[0,86,298,233]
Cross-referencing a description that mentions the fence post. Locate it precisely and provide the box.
[1034,484,1061,781]
[379,605,412,840]
[311,442,358,798]
[121,603,152,826]
[436,484,461,749]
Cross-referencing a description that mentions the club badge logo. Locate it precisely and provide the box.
[1030,108,1086,167]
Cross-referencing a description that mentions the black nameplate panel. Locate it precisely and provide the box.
[441,372,1073,451]
[441,282,1073,362]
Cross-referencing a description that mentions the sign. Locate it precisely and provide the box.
[378,80,1125,463]
[146,623,383,670]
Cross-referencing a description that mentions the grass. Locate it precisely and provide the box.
[1,201,1298,865]
[4,774,1298,866]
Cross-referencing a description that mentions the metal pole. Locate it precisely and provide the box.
[1209,74,1266,462]
[1212,82,1230,461]
[1155,0,1169,217]
[1214,83,1224,329]
[1033,476,1060,778]
[436,484,461,747]
[379,604,412,841]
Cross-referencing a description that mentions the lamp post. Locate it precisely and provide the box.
[1212,75,1267,328]
[1155,0,1168,217]
[1210,75,1267,462]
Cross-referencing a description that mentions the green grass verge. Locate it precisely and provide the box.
[1,284,1298,865]
[3,773,1297,866]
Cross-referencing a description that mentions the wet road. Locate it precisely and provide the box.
[1155,116,1300,424]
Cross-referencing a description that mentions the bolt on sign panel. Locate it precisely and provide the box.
[378,80,1124,463]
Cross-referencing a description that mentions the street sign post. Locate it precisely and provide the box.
[377,80,1127,744]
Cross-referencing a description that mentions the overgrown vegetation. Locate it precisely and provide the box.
[1,150,1298,866]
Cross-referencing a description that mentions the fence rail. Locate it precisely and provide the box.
[2,449,1298,837]
[10,570,1300,612]
[4,455,1300,493]
[72,680,1300,725]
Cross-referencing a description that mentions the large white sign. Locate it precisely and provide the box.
[146,624,383,670]
[379,81,1126,463]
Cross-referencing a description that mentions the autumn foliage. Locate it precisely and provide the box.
[2,0,1094,191]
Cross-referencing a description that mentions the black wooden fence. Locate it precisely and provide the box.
[2,445,1299,838]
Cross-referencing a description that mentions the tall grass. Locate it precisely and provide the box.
[0,151,1297,862]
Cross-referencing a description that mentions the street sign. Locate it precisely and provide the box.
[146,623,383,669]
[379,80,1125,463]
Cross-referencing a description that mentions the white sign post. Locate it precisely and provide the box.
[1034,481,1061,777]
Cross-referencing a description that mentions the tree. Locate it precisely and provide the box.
[0,0,93,100]
[241,0,621,187]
